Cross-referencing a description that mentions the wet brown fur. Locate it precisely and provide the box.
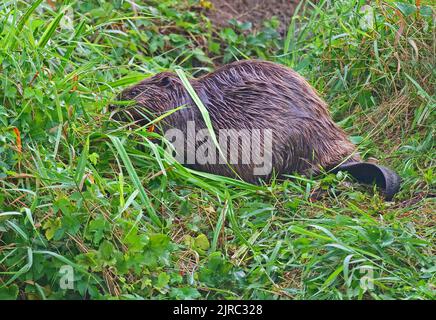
[116,60,360,183]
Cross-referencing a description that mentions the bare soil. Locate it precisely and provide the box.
[207,0,302,34]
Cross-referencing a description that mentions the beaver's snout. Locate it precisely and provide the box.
[108,106,140,125]
[108,106,124,123]
[108,90,143,124]
[108,101,155,129]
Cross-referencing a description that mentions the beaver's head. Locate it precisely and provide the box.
[110,72,184,127]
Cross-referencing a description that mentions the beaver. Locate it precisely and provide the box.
[111,60,401,200]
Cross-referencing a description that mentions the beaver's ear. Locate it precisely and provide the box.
[159,76,173,87]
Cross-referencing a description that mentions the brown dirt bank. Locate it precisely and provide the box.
[207,0,302,34]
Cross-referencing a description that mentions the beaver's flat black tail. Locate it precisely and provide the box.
[331,162,401,201]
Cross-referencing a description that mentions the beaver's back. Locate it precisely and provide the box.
[186,60,358,180]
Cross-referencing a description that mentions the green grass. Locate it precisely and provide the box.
[0,0,435,300]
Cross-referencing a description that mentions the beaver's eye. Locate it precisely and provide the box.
[130,88,142,97]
